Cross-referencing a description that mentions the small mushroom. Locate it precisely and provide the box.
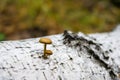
[39,38,52,58]
[45,50,53,56]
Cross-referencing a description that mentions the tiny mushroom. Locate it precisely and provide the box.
[45,50,53,56]
[39,38,52,58]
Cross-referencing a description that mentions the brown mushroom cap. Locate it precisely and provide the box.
[45,50,53,55]
[39,38,52,44]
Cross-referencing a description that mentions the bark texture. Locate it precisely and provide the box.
[0,26,120,80]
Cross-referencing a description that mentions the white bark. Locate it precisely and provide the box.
[0,26,120,80]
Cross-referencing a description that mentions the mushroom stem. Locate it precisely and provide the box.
[43,44,47,58]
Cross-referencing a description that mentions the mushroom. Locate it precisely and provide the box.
[39,38,52,58]
[45,50,53,56]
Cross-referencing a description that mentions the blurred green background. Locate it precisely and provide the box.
[0,0,120,41]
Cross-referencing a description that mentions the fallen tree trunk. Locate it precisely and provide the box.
[0,26,120,80]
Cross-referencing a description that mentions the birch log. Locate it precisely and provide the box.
[0,26,120,80]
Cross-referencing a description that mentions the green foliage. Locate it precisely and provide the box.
[0,33,5,41]
[0,0,120,35]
